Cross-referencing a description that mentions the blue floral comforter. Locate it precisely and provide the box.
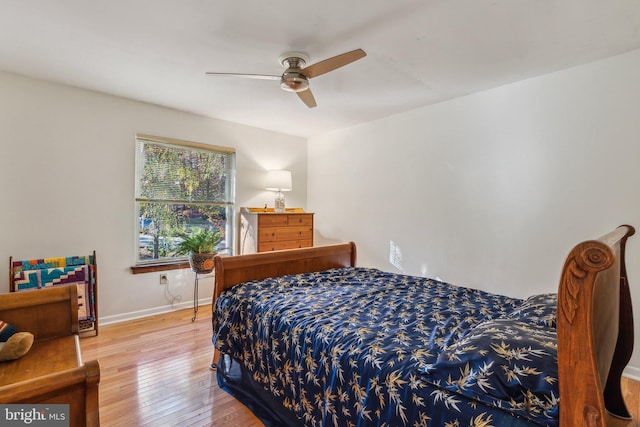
[213,267,559,427]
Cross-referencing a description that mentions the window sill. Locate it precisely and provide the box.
[130,261,191,274]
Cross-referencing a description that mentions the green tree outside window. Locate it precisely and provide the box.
[135,135,235,263]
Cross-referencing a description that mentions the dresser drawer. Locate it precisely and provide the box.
[287,214,313,226]
[258,239,313,252]
[259,226,312,242]
[258,215,289,227]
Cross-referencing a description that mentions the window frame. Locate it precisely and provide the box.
[131,134,235,273]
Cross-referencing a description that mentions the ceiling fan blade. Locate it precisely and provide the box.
[301,49,366,79]
[205,72,280,80]
[297,88,317,108]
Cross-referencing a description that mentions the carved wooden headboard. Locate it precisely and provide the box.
[556,225,635,425]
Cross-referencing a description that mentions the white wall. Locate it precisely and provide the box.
[308,49,640,368]
[0,71,307,322]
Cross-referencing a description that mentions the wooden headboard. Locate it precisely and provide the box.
[557,224,635,425]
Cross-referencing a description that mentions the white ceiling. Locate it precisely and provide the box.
[1,1,640,138]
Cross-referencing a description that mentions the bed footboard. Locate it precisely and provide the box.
[557,225,635,426]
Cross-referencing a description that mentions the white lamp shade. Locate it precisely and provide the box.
[265,170,292,191]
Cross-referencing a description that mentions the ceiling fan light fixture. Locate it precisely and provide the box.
[280,72,309,92]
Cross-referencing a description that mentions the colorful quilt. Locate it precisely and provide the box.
[12,255,96,322]
[213,267,559,427]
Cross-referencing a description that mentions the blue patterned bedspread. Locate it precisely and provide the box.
[213,267,559,427]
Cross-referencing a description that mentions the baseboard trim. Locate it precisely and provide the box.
[99,297,213,326]
[624,365,640,381]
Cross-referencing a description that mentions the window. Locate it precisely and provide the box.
[135,134,235,265]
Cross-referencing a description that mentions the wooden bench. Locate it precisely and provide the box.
[0,285,100,427]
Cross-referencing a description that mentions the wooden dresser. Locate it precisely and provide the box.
[240,207,314,254]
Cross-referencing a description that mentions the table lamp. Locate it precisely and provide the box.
[265,170,292,213]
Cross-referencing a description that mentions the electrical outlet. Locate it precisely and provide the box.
[389,240,403,271]
[159,273,168,285]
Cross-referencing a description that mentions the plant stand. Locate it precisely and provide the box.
[189,252,216,321]
[192,271,213,322]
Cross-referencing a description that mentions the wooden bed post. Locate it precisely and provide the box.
[557,225,635,426]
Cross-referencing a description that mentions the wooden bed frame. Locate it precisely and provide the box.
[212,226,635,427]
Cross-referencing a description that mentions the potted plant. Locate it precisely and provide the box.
[173,227,223,274]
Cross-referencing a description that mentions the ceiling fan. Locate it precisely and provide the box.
[206,49,366,108]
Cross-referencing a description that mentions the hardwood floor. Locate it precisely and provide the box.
[80,305,262,427]
[621,379,640,427]
[82,305,640,427]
